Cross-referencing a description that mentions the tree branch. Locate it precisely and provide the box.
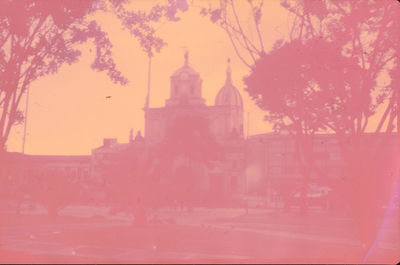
[248,0,265,52]
[230,0,257,64]
[222,23,252,68]
[375,93,395,134]
[223,20,260,55]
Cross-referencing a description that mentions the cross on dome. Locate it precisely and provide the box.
[215,57,243,108]
[226,58,232,83]
[184,51,189,66]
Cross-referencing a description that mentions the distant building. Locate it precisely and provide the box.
[245,131,398,208]
[91,53,247,203]
[144,53,243,144]
[0,152,90,199]
[0,153,90,183]
[1,53,397,209]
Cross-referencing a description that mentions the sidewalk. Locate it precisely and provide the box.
[1,205,399,263]
[2,220,397,264]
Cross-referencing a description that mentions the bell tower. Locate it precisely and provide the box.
[166,52,205,106]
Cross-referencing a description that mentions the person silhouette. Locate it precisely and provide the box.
[134,197,147,226]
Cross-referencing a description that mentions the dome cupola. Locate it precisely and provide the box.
[171,51,200,78]
[215,59,243,108]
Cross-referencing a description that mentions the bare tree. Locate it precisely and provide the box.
[216,0,399,257]
[199,0,265,68]
[0,0,189,151]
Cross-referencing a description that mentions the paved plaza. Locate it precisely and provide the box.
[1,203,399,263]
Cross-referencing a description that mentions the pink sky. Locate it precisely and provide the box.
[6,1,290,155]
[5,0,393,155]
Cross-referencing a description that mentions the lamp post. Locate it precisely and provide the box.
[22,88,30,155]
[17,87,30,214]
[144,54,152,110]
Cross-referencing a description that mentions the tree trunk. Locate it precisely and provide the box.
[47,204,59,217]
[133,198,148,227]
[15,196,22,215]
[133,208,147,227]
[300,173,309,215]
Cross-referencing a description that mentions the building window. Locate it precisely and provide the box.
[313,140,325,152]
[231,175,238,191]
[174,85,178,95]
[270,153,284,166]
[271,166,282,177]
[285,166,297,175]
[232,160,237,169]
[286,140,296,152]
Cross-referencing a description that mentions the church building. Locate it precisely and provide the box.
[144,52,244,144]
[90,52,248,204]
[4,53,393,210]
[143,52,247,203]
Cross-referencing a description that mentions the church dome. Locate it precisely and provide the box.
[215,60,243,108]
[171,51,200,78]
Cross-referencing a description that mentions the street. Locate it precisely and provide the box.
[1,203,399,263]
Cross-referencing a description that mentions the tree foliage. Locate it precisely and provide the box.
[242,0,399,253]
[102,115,224,215]
[146,115,224,207]
[0,0,188,151]
[116,0,188,57]
[202,0,399,254]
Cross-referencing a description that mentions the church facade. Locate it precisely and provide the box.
[89,53,248,204]
[144,53,244,144]
[142,53,247,202]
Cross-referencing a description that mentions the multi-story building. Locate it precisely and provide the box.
[0,152,90,199]
[1,53,398,209]
[246,131,398,208]
[90,53,247,203]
